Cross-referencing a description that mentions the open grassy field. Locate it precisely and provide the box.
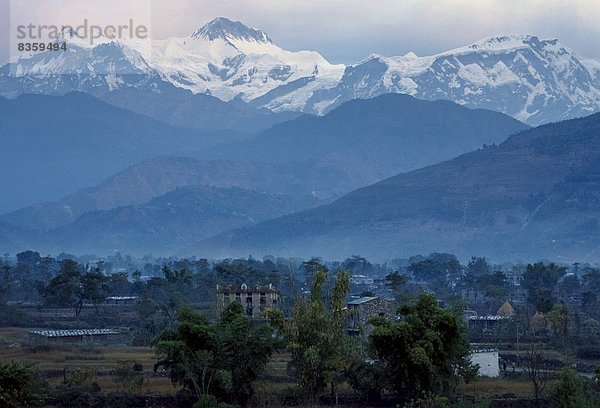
[0,327,176,393]
[457,377,533,398]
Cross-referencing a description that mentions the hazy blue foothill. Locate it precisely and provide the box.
[203,113,600,262]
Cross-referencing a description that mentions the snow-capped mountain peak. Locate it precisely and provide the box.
[191,17,272,44]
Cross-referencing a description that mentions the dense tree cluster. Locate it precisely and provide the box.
[153,303,275,407]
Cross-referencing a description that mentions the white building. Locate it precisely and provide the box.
[469,349,500,377]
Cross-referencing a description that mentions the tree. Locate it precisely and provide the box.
[582,292,598,318]
[153,303,274,406]
[107,272,132,296]
[522,263,566,313]
[477,271,510,301]
[301,257,328,288]
[0,264,11,304]
[39,260,110,324]
[342,255,373,275]
[113,360,145,392]
[385,271,408,303]
[559,275,581,297]
[525,342,549,405]
[16,251,41,268]
[549,303,571,363]
[466,257,491,277]
[80,270,111,312]
[369,293,475,401]
[286,265,352,405]
[581,267,600,292]
[408,253,461,294]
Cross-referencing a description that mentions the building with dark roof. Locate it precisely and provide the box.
[347,296,393,336]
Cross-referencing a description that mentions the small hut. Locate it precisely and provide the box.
[497,301,516,318]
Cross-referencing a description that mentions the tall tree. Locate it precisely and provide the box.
[408,253,461,294]
[0,264,11,304]
[385,271,408,304]
[0,362,48,408]
[550,369,596,408]
[549,303,571,363]
[466,257,491,277]
[286,264,352,405]
[39,260,110,324]
[153,303,274,407]
[522,263,566,313]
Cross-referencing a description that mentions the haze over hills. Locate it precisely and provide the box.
[0,92,247,213]
[0,94,527,255]
[42,185,308,255]
[198,112,600,262]
[0,157,324,231]
[1,18,599,125]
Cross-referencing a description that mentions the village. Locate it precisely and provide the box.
[2,251,600,406]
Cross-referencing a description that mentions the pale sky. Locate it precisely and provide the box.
[1,0,600,64]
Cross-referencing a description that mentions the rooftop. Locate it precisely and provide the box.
[30,329,122,338]
[216,283,278,293]
[348,296,379,305]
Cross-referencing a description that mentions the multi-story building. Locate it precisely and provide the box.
[216,283,281,318]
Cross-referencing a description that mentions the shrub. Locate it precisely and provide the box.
[194,395,238,408]
[550,368,597,408]
[52,369,101,408]
[0,362,48,407]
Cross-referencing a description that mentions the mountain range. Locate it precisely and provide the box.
[0,94,526,255]
[201,112,600,262]
[2,18,599,125]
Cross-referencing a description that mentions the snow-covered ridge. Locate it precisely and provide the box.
[303,33,600,124]
[2,22,600,125]
[3,17,345,107]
